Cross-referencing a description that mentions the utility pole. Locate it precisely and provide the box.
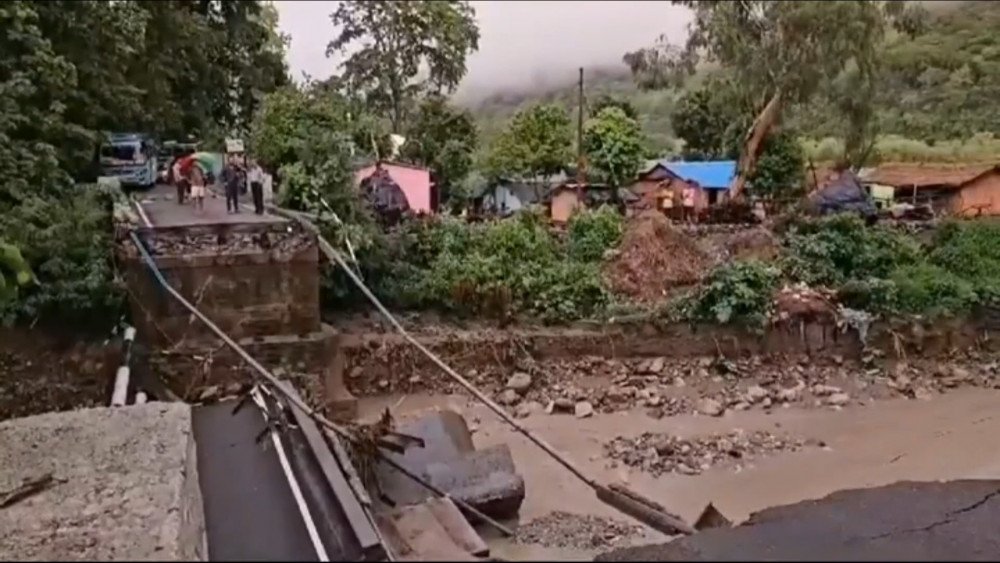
[576,67,586,184]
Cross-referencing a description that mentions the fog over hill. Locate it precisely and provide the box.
[276,0,690,104]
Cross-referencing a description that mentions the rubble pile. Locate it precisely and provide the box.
[147,228,312,257]
[604,211,711,302]
[351,344,1000,419]
[515,510,643,550]
[604,430,805,476]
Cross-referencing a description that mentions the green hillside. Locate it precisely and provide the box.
[462,0,1000,162]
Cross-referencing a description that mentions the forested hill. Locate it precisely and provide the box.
[462,0,1000,156]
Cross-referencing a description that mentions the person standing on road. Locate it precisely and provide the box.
[189,165,206,213]
[222,155,243,214]
[247,159,265,215]
[173,158,187,205]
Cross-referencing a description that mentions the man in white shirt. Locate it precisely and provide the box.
[247,159,265,214]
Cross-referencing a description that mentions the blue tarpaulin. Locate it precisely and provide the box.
[659,160,737,190]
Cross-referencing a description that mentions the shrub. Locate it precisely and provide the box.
[0,187,124,329]
[694,260,780,326]
[781,214,921,286]
[890,263,977,317]
[567,206,624,262]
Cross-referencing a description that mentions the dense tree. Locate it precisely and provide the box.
[400,95,478,205]
[671,76,746,160]
[0,1,289,326]
[484,104,573,182]
[671,78,804,197]
[583,107,645,188]
[624,1,920,197]
[327,0,480,133]
[589,94,639,121]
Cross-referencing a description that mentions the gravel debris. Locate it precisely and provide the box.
[515,511,644,550]
[603,430,806,477]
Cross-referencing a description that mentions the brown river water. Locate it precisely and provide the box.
[358,387,1000,560]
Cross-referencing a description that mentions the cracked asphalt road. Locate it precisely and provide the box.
[594,480,1000,561]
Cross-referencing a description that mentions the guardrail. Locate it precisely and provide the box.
[110,325,147,407]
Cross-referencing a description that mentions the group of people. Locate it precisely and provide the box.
[172,154,272,215]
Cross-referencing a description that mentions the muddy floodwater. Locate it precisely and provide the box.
[358,387,1000,560]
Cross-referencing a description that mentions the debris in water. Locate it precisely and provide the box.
[603,430,806,477]
[515,510,643,549]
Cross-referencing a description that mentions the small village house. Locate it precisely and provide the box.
[353,160,436,214]
[628,160,737,219]
[547,181,638,224]
[862,163,1000,217]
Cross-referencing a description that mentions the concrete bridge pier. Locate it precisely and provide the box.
[117,192,358,419]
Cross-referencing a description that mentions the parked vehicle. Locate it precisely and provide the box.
[98,133,158,189]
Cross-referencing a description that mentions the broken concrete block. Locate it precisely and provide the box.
[0,404,206,561]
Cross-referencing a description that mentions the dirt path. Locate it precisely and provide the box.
[358,388,1000,560]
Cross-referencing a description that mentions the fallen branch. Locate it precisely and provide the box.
[1,474,65,509]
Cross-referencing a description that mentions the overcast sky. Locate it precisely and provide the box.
[274,1,691,101]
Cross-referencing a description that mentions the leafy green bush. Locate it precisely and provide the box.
[355,211,610,321]
[836,278,899,314]
[567,206,624,262]
[0,187,124,328]
[890,263,977,317]
[0,241,34,305]
[781,214,921,286]
[694,261,780,326]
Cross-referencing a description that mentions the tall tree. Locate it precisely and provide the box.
[0,1,77,202]
[625,1,917,198]
[400,95,478,205]
[326,0,480,133]
[672,77,805,197]
[583,107,645,188]
[484,103,573,182]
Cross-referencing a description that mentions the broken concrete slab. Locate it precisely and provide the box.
[376,410,525,519]
[0,403,206,561]
[424,445,526,519]
[595,480,1000,561]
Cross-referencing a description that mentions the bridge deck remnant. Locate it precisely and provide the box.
[0,404,207,561]
[118,185,357,419]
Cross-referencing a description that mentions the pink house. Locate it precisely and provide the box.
[353,161,435,214]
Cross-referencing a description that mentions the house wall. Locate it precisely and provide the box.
[952,172,1000,217]
[551,190,580,224]
[354,164,433,213]
[629,179,663,207]
[494,185,524,213]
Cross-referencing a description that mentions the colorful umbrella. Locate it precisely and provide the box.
[177,152,224,178]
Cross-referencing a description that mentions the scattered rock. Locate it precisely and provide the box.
[498,389,520,406]
[604,430,806,477]
[515,511,643,550]
[811,384,841,397]
[648,357,665,374]
[746,385,769,403]
[697,398,725,417]
[826,393,850,407]
[575,401,595,418]
[913,387,933,401]
[776,387,800,402]
[506,372,533,394]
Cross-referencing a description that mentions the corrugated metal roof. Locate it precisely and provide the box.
[861,162,999,189]
[659,160,736,190]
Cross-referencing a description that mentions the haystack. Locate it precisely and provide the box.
[604,211,711,302]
